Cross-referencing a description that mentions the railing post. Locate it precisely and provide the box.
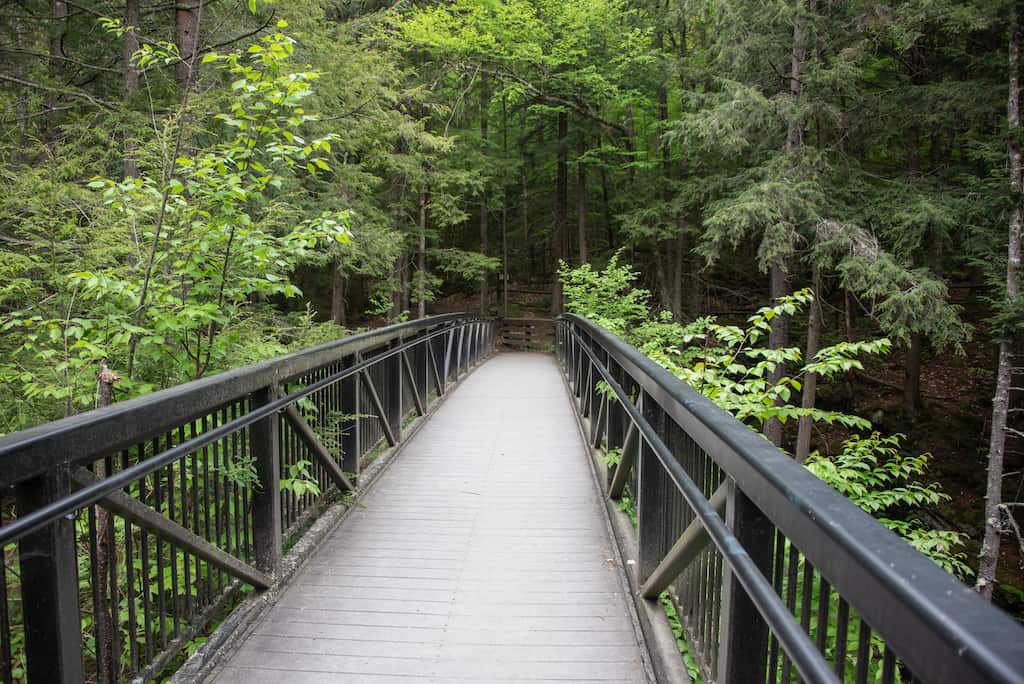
[637,391,665,582]
[415,332,429,410]
[250,384,282,575]
[340,353,361,482]
[15,466,84,683]
[718,479,774,683]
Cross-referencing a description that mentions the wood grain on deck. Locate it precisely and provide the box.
[212,353,649,683]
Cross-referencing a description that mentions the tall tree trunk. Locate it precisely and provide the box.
[577,131,588,264]
[976,5,1021,599]
[653,246,673,312]
[551,110,568,315]
[601,162,614,251]
[903,333,923,415]
[765,1,806,447]
[672,232,685,319]
[418,189,427,320]
[331,262,346,326]
[903,125,924,414]
[795,268,823,463]
[480,85,490,315]
[502,97,510,318]
[175,1,200,87]
[123,0,141,179]
[391,251,404,320]
[46,0,68,141]
[520,109,534,280]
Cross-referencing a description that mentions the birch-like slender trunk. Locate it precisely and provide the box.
[976,4,1021,599]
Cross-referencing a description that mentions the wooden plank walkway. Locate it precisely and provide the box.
[212,353,650,683]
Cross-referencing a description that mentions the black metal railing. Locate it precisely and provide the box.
[0,314,494,684]
[556,314,1024,684]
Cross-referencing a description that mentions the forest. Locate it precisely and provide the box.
[0,0,1022,626]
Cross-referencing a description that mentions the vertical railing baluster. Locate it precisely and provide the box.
[717,479,774,684]
[250,384,282,576]
[14,467,84,683]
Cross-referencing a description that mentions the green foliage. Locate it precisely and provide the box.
[280,459,322,498]
[1,28,351,431]
[561,258,967,576]
[560,260,886,433]
[807,434,970,577]
[559,254,650,337]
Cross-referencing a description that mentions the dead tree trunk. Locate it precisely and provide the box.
[976,4,1021,600]
[95,364,120,683]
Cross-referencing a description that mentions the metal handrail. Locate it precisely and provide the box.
[0,313,474,487]
[0,313,495,683]
[558,313,1024,684]
[0,323,463,547]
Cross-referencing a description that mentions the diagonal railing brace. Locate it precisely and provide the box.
[70,467,271,589]
[282,405,355,493]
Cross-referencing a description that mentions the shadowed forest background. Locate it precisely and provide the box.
[1,0,1023,623]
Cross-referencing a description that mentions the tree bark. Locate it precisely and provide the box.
[331,263,346,326]
[765,0,806,447]
[577,131,588,264]
[95,364,120,684]
[795,268,823,463]
[551,110,568,315]
[673,231,685,320]
[903,333,923,416]
[418,189,427,320]
[123,0,141,178]
[480,85,490,315]
[501,96,510,317]
[175,1,201,87]
[519,109,534,280]
[976,4,1021,599]
[902,124,925,413]
[46,0,68,140]
[764,262,791,446]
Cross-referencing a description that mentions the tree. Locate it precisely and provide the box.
[976,0,1022,600]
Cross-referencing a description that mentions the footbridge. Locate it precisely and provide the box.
[1,314,1023,683]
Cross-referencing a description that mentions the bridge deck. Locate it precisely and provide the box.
[212,353,650,683]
